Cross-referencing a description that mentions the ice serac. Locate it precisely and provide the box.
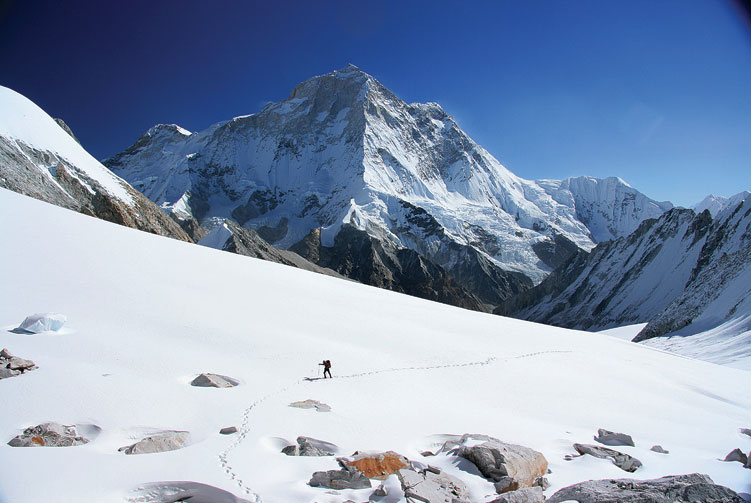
[106,65,668,309]
[0,86,191,242]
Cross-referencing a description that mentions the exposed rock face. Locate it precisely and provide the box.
[118,430,190,455]
[546,473,743,503]
[129,481,253,503]
[308,469,371,490]
[488,487,545,503]
[440,434,548,493]
[198,218,345,278]
[288,399,331,412]
[594,428,635,447]
[573,443,642,472]
[340,451,409,479]
[282,436,336,456]
[291,224,492,311]
[0,348,36,378]
[723,448,748,465]
[53,118,80,144]
[8,423,90,447]
[397,467,470,503]
[190,373,239,388]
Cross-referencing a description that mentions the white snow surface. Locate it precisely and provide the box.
[0,85,134,205]
[693,191,751,217]
[1,188,749,503]
[107,66,671,283]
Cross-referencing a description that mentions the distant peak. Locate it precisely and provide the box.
[337,63,364,74]
[146,124,192,137]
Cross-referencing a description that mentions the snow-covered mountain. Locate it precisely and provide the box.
[693,191,751,217]
[106,65,670,307]
[0,85,190,241]
[500,195,751,368]
[1,187,749,502]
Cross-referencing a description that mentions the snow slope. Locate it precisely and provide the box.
[106,65,670,285]
[1,188,749,503]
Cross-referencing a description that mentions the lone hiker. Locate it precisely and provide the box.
[319,359,332,378]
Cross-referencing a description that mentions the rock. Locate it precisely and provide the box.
[746,452,751,469]
[594,428,635,447]
[119,430,190,455]
[397,467,470,503]
[219,426,238,435]
[190,373,239,388]
[534,476,550,490]
[650,445,669,454]
[573,443,642,472]
[282,436,336,456]
[421,450,435,457]
[740,428,751,439]
[129,481,253,502]
[723,448,748,464]
[7,356,35,371]
[308,469,371,490]
[0,368,20,379]
[289,399,331,412]
[488,486,545,503]
[494,477,519,493]
[341,451,410,479]
[15,313,67,333]
[8,422,90,447]
[373,484,388,497]
[0,348,12,359]
[546,473,743,503]
[443,434,547,492]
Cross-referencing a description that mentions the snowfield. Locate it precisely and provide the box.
[0,188,749,503]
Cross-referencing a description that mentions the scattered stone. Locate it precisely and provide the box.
[282,436,336,456]
[546,473,743,503]
[650,445,669,454]
[129,481,253,503]
[119,430,190,455]
[308,469,371,490]
[15,313,67,333]
[442,434,547,493]
[340,451,410,479]
[534,476,550,490]
[723,448,748,465]
[573,443,642,472]
[594,428,635,447]
[397,467,470,503]
[426,465,441,474]
[8,422,90,447]
[289,399,331,412]
[190,373,239,388]
[0,348,37,379]
[421,450,435,457]
[740,428,751,439]
[563,454,575,461]
[220,426,238,435]
[488,486,545,503]
[373,484,388,497]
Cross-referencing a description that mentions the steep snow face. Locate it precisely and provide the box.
[107,65,669,283]
[693,191,751,217]
[537,176,673,242]
[1,188,750,502]
[0,85,133,205]
[504,208,710,330]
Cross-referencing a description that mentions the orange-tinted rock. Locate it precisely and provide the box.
[343,451,409,480]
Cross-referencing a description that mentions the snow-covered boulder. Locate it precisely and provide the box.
[16,312,66,333]
[129,481,253,503]
[118,430,190,455]
[190,373,239,388]
[546,473,742,503]
[288,399,331,412]
[8,422,91,447]
[281,436,336,457]
[397,466,470,503]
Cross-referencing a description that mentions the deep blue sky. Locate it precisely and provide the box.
[1,0,750,207]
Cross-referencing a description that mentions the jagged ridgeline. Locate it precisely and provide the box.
[104,65,670,311]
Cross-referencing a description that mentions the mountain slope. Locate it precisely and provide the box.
[106,65,669,306]
[1,187,748,502]
[0,85,191,241]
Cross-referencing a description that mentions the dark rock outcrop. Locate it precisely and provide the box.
[308,469,371,490]
[573,443,642,472]
[594,428,635,447]
[723,448,748,465]
[546,473,742,503]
